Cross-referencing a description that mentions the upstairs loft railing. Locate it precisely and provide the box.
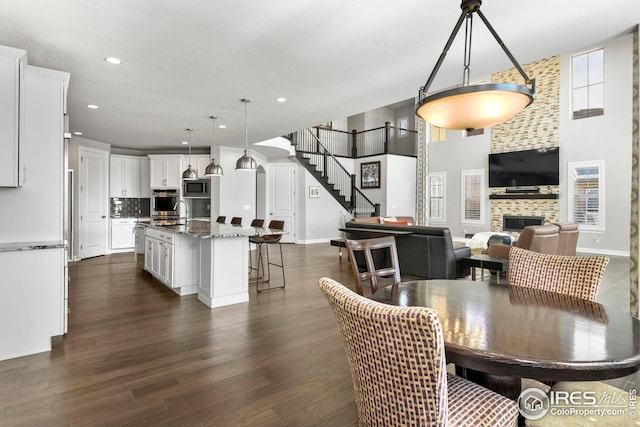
[292,129,380,217]
[308,121,418,159]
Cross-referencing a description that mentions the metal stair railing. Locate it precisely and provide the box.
[292,128,380,217]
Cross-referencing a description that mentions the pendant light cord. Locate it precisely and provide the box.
[242,98,250,151]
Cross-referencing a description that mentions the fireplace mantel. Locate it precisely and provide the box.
[489,193,559,200]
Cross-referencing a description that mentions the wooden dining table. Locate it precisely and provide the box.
[372,279,640,398]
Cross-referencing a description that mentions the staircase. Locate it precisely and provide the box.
[289,129,380,218]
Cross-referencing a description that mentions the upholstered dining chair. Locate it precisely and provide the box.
[508,246,609,301]
[216,216,226,224]
[345,236,401,297]
[249,220,285,292]
[318,277,519,427]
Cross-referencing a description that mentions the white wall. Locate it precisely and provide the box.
[298,167,349,243]
[217,146,266,222]
[560,33,633,255]
[428,127,491,237]
[386,155,417,218]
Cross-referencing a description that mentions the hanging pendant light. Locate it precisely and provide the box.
[205,116,224,177]
[182,128,198,180]
[415,0,535,131]
[235,98,257,171]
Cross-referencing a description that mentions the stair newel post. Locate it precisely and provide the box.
[384,121,390,154]
[351,130,357,158]
[315,127,320,154]
[350,174,356,210]
[374,203,381,217]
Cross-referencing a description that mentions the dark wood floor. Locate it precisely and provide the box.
[0,244,636,426]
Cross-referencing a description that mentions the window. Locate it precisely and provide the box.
[428,172,446,221]
[430,125,446,142]
[571,48,604,119]
[398,117,408,135]
[461,169,484,224]
[568,160,605,231]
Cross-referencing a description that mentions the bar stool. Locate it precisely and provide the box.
[216,216,226,224]
[249,220,285,292]
[231,217,242,225]
[248,219,265,277]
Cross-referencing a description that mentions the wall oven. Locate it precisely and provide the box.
[152,189,179,218]
[183,179,210,198]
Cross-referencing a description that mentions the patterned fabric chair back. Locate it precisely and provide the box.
[345,236,401,296]
[318,277,448,426]
[508,246,609,301]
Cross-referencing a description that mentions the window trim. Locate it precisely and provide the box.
[428,172,446,222]
[461,169,485,225]
[568,160,605,232]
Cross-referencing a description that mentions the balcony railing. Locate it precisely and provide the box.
[308,121,417,159]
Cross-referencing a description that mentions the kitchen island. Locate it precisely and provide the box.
[140,220,278,308]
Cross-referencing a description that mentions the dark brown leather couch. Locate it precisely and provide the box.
[343,221,471,279]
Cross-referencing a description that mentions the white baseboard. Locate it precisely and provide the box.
[577,247,629,257]
[295,238,342,245]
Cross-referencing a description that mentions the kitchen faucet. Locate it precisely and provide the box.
[173,200,189,223]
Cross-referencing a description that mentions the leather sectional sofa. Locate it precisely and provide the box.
[343,220,471,279]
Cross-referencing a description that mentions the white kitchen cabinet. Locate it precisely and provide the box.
[143,227,198,294]
[192,155,212,179]
[139,157,151,198]
[0,46,26,188]
[109,155,141,198]
[149,155,182,189]
[144,235,153,272]
[110,218,136,250]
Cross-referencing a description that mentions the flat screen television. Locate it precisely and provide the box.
[488,147,559,188]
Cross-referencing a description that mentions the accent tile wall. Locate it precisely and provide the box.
[490,56,561,231]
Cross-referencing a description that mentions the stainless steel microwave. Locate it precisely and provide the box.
[183,179,210,198]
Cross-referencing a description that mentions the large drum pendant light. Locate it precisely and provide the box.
[235,98,257,171]
[416,0,535,131]
[205,116,224,177]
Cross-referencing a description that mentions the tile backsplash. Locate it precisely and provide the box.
[111,198,151,218]
[190,198,210,218]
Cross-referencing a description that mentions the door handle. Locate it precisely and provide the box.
[102,215,106,218]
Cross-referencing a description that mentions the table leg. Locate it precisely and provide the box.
[471,267,476,281]
[465,369,522,400]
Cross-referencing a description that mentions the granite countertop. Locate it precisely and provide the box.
[139,220,279,239]
[0,240,67,253]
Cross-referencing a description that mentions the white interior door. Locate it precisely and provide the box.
[269,164,295,243]
[80,147,109,259]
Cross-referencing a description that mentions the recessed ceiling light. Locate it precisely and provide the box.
[218,124,227,129]
[74,131,83,136]
[105,57,122,65]
[181,141,188,145]
[87,104,99,109]
[276,97,287,103]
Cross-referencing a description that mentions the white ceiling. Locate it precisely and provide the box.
[0,0,637,153]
